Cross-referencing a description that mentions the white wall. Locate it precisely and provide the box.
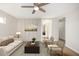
[51,9,79,53]
[0,10,17,37]
[65,9,79,53]
[52,18,59,41]
[17,19,41,41]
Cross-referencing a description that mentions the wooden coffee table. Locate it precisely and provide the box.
[24,41,40,53]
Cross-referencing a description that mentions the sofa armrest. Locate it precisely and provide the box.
[0,46,7,56]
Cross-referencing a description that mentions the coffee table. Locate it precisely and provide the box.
[24,41,40,53]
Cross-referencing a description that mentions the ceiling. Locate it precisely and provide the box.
[0,3,79,19]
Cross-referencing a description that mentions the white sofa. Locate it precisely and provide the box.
[0,37,23,56]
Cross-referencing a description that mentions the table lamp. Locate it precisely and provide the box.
[16,32,21,38]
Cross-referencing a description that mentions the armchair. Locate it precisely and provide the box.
[48,39,65,56]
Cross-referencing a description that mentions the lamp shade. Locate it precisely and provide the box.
[16,32,21,35]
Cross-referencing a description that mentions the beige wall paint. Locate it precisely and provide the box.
[17,19,41,41]
[0,10,17,37]
[65,8,79,53]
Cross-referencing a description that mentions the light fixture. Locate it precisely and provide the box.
[16,32,21,35]
[34,6,39,11]
[16,32,21,38]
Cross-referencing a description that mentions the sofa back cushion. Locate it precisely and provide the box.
[0,38,14,46]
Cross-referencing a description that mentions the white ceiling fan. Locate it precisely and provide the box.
[21,3,49,14]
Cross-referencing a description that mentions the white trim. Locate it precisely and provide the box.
[66,44,79,54]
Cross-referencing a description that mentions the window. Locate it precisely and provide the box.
[0,17,6,24]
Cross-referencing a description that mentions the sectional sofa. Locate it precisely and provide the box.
[0,36,23,56]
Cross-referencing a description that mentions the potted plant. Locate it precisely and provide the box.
[32,37,36,43]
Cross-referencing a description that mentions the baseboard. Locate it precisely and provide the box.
[65,46,79,56]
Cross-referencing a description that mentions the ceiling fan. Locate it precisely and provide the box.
[21,3,49,14]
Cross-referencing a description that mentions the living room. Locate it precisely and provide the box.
[0,3,79,56]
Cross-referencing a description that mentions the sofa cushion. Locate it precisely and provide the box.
[0,38,14,46]
[0,37,8,43]
[4,40,22,53]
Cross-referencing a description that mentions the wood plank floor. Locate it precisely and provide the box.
[11,42,79,56]
[11,42,49,56]
[63,47,79,56]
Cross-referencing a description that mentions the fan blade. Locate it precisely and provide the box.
[21,6,34,8]
[32,10,36,14]
[34,3,38,6]
[39,8,46,12]
[38,3,49,7]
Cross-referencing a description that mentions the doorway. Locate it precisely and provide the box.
[41,19,52,41]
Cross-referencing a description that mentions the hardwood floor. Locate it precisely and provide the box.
[11,42,49,56]
[49,47,79,56]
[11,41,79,56]
[63,47,79,56]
